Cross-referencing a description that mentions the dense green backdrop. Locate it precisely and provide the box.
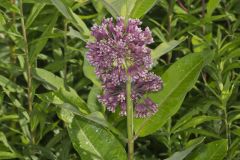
[0,0,240,159]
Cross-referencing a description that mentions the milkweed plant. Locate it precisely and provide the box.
[2,1,237,160]
[86,17,163,160]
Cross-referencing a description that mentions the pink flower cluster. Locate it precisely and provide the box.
[86,17,163,118]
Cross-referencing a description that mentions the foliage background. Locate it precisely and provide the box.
[0,0,240,159]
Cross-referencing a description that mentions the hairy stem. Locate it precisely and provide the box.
[126,76,134,160]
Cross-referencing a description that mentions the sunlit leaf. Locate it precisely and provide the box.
[134,51,213,137]
[68,117,127,160]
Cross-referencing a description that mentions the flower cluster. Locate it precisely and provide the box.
[86,17,163,118]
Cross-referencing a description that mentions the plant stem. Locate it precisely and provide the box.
[167,119,172,156]
[63,19,68,86]
[10,0,16,81]
[224,108,231,159]
[201,0,206,34]
[167,0,173,63]
[20,0,32,114]
[126,75,134,160]
[19,1,34,144]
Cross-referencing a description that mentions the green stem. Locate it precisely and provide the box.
[126,76,134,160]
[224,108,230,158]
[19,0,34,144]
[167,119,172,156]
[201,0,206,34]
[63,19,68,86]
[10,0,16,81]
[167,0,173,63]
[20,0,32,113]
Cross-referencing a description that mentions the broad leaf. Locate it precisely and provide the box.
[134,51,213,137]
[68,117,127,160]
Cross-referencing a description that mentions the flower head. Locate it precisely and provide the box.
[86,17,163,118]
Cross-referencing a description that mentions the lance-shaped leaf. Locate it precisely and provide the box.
[186,139,227,160]
[33,68,89,114]
[29,12,58,64]
[134,51,213,137]
[151,37,186,60]
[51,0,90,39]
[130,0,158,18]
[100,0,136,18]
[165,137,205,160]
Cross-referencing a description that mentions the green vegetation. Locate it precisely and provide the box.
[0,0,240,159]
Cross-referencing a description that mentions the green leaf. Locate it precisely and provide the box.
[0,75,23,93]
[68,117,127,160]
[130,0,158,18]
[56,88,89,114]
[33,68,89,114]
[29,12,58,64]
[87,85,102,112]
[51,0,71,19]
[100,0,126,18]
[44,60,65,72]
[0,0,20,14]
[33,68,64,90]
[0,12,6,25]
[172,116,220,133]
[171,109,199,132]
[0,151,19,159]
[165,137,205,160]
[134,51,213,137]
[67,26,87,42]
[83,53,101,88]
[187,129,222,139]
[0,115,19,122]
[60,104,126,141]
[226,48,240,59]
[151,37,186,60]
[188,139,228,160]
[26,3,46,28]
[0,132,14,152]
[206,0,220,17]
[23,0,51,4]
[51,0,90,37]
